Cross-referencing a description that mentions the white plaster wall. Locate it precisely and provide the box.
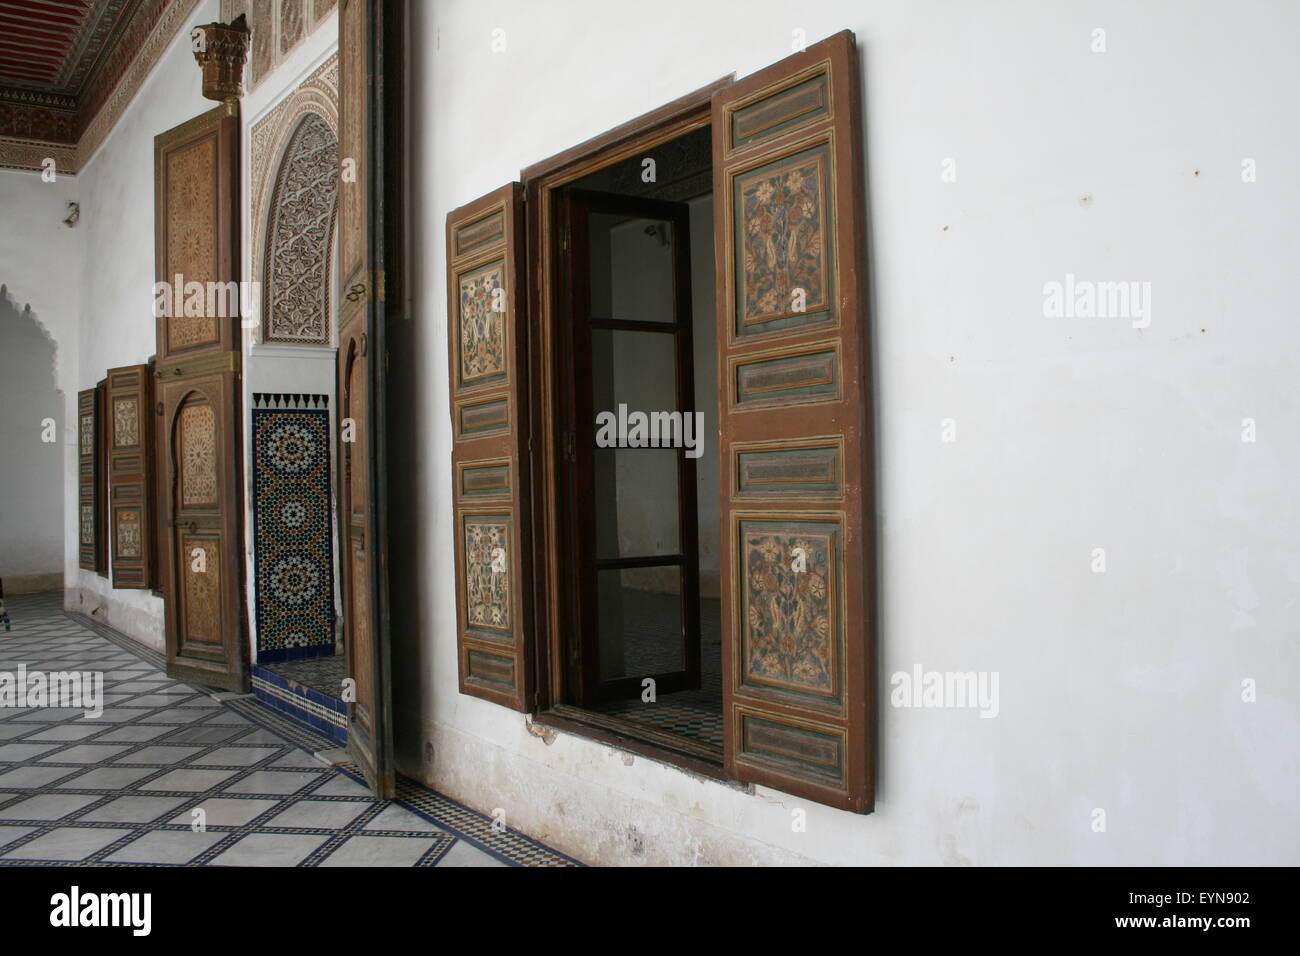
[69,0,221,647]
[0,170,81,589]
[404,0,1300,865]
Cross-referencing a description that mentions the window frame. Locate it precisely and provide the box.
[521,77,741,781]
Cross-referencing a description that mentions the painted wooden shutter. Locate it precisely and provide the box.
[94,378,109,575]
[713,30,876,812]
[77,387,100,572]
[107,364,155,589]
[446,183,533,710]
[336,0,395,797]
[154,102,248,692]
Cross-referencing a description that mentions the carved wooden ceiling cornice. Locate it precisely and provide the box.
[0,0,201,173]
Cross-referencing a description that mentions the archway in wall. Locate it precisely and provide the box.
[248,112,347,743]
[263,111,339,346]
[0,285,65,594]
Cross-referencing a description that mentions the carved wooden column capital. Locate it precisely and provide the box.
[193,14,251,102]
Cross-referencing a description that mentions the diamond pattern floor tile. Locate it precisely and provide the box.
[0,592,580,867]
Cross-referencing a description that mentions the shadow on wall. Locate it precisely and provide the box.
[0,284,64,591]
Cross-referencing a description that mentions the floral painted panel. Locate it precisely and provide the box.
[740,522,839,698]
[113,397,139,447]
[464,517,510,633]
[80,503,94,546]
[458,262,507,388]
[180,402,218,506]
[79,413,94,456]
[735,147,831,332]
[116,509,141,558]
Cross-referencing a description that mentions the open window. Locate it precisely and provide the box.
[447,31,875,813]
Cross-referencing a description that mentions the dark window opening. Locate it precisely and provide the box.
[557,125,723,758]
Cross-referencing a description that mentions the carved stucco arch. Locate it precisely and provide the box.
[249,53,339,344]
[261,111,339,344]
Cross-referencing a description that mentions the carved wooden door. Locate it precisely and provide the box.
[154,103,247,692]
[337,0,394,797]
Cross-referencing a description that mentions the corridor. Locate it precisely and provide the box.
[0,593,576,867]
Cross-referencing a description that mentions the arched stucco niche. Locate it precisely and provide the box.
[261,112,340,345]
[0,283,65,587]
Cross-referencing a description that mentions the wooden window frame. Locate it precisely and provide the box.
[471,31,876,813]
[522,77,742,781]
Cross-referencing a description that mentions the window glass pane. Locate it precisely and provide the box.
[591,328,680,559]
[588,212,675,323]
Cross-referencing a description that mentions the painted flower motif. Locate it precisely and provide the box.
[465,520,510,630]
[738,155,826,323]
[743,531,834,692]
[460,268,506,381]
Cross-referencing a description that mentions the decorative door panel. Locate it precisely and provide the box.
[446,183,532,711]
[107,364,155,589]
[336,0,394,798]
[154,101,240,363]
[158,376,245,689]
[155,104,246,692]
[714,31,876,812]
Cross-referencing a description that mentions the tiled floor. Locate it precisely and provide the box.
[0,592,578,867]
[589,594,724,749]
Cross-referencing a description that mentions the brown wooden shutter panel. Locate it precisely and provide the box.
[713,31,876,812]
[77,387,99,572]
[94,378,109,575]
[446,183,534,711]
[106,364,155,589]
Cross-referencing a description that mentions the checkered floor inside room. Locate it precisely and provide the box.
[0,592,578,867]
[587,594,724,750]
